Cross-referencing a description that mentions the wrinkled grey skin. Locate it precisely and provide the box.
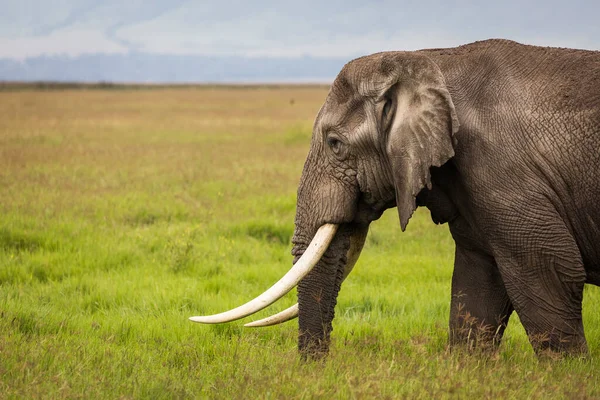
[293,39,600,357]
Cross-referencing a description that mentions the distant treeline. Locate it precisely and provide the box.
[0,81,331,91]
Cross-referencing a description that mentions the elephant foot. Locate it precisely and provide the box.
[528,330,588,359]
[298,330,331,361]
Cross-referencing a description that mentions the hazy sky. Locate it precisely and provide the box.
[1,0,598,60]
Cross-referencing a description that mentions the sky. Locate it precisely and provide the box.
[1,0,599,61]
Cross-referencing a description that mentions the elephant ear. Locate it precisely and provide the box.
[385,55,459,231]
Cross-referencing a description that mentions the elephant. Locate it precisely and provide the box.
[191,39,600,358]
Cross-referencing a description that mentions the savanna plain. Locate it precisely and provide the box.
[1,85,600,399]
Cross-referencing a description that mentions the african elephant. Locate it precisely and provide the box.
[191,39,600,358]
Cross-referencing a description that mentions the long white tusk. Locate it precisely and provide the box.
[244,227,368,327]
[244,304,298,327]
[189,224,338,324]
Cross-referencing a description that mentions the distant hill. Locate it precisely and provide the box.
[0,53,349,83]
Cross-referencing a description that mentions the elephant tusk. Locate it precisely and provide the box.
[243,226,368,327]
[244,304,298,327]
[189,224,338,324]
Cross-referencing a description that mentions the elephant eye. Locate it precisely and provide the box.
[326,135,343,155]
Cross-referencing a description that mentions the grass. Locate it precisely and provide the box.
[1,86,600,399]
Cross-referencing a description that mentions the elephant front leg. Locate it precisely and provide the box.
[449,245,513,351]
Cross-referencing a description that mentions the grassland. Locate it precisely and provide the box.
[1,85,600,399]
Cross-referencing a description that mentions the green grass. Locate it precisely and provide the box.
[1,86,600,399]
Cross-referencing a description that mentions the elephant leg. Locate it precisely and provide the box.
[450,245,513,350]
[494,219,587,355]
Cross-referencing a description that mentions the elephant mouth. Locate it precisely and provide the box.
[355,192,396,224]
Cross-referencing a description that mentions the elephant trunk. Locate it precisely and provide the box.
[294,223,368,356]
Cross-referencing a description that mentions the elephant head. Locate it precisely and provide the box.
[191,52,459,357]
